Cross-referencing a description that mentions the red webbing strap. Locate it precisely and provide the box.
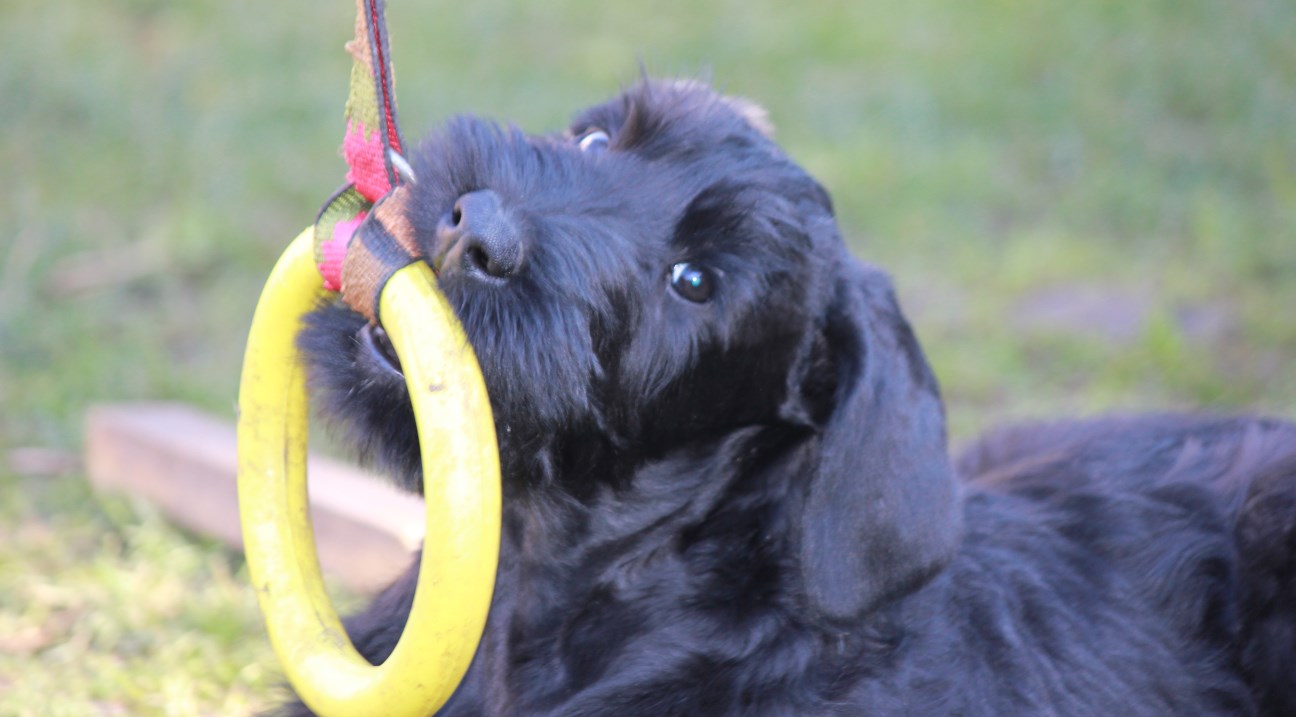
[313,0,421,324]
[367,0,403,157]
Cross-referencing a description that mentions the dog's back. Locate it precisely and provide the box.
[957,415,1296,715]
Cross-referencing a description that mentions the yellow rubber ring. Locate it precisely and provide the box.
[237,228,500,717]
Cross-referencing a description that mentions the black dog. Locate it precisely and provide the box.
[288,80,1296,716]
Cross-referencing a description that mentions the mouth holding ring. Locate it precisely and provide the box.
[359,323,404,377]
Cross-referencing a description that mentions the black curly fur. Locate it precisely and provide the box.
[279,79,1296,716]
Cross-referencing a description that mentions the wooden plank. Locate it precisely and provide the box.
[85,402,424,594]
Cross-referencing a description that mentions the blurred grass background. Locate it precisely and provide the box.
[2,0,1293,713]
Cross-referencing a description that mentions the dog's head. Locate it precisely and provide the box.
[301,79,959,620]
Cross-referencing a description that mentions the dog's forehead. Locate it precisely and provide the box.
[406,79,837,284]
[409,80,795,218]
[569,80,774,159]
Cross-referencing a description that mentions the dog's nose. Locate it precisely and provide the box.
[434,189,525,279]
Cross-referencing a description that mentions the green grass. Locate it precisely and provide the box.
[2,0,1294,712]
[0,481,278,715]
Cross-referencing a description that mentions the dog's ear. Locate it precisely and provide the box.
[658,79,776,138]
[718,94,775,139]
[792,259,961,624]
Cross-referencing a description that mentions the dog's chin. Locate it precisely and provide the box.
[300,298,569,495]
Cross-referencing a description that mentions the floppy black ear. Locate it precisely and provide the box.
[794,260,961,623]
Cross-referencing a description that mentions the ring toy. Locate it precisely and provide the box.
[237,228,500,716]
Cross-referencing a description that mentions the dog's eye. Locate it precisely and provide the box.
[669,262,716,303]
[578,129,610,154]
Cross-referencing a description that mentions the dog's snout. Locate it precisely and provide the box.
[434,189,525,280]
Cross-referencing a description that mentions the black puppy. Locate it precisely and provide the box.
[289,80,1296,716]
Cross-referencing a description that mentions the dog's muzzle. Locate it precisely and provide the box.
[433,189,526,281]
